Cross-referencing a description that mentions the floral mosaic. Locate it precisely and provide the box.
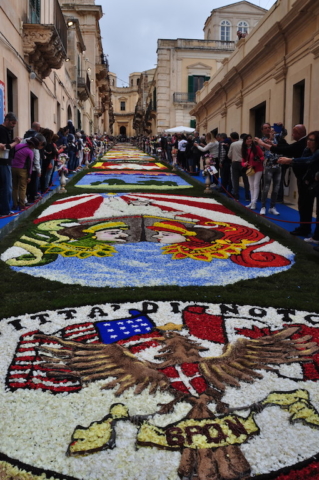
[75,172,192,190]
[1,301,319,479]
[1,193,294,288]
[1,145,312,480]
[93,162,168,170]
[102,154,154,161]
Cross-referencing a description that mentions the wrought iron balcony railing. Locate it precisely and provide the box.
[96,54,109,68]
[77,71,91,101]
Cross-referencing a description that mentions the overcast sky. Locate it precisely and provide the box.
[99,0,276,86]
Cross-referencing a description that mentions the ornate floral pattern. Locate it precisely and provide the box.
[1,301,319,479]
[75,172,192,190]
[1,193,294,287]
[0,146,312,480]
[93,162,168,170]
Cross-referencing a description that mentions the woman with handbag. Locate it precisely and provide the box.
[11,137,39,210]
[278,131,319,243]
[241,134,264,209]
[194,130,220,185]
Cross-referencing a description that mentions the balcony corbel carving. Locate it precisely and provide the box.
[98,83,109,94]
[96,66,107,82]
[23,24,66,79]
[235,95,243,108]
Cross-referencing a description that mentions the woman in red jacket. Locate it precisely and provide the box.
[241,134,264,210]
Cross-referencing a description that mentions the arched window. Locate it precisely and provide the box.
[131,79,133,87]
[137,78,139,86]
[237,21,249,35]
[220,20,231,41]
[207,28,211,40]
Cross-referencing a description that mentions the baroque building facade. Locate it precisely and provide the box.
[203,1,266,41]
[133,68,156,136]
[133,1,266,135]
[0,0,113,137]
[190,0,318,206]
[109,71,141,137]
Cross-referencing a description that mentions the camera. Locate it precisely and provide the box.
[273,123,283,134]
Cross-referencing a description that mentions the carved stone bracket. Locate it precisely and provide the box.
[235,96,243,108]
[99,84,109,94]
[23,24,66,79]
[273,64,287,83]
[310,35,319,58]
[220,103,227,118]
[96,66,107,82]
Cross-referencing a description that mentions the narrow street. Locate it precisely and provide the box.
[0,144,319,480]
[1,0,319,477]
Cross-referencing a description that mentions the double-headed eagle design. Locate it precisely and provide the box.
[36,326,318,480]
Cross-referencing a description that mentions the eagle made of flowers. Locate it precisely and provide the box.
[7,305,319,480]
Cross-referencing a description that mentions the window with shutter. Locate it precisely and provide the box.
[29,0,40,24]
[188,76,209,101]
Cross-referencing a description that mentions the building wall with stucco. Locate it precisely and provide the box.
[0,0,111,138]
[155,38,235,134]
[131,2,266,136]
[191,0,319,207]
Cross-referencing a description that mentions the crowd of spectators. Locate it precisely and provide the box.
[136,123,319,252]
[1,115,318,253]
[0,113,111,215]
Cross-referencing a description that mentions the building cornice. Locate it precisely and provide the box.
[61,4,103,20]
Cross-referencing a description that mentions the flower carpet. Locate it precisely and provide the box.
[1,144,319,480]
[74,173,193,190]
[93,162,168,170]
[1,192,293,287]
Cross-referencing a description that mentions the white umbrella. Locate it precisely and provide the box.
[164,126,195,134]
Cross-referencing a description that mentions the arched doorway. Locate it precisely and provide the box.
[119,126,126,136]
[67,105,72,120]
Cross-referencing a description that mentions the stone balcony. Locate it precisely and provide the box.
[94,103,104,117]
[158,38,236,51]
[135,105,144,118]
[173,92,196,104]
[96,54,109,82]
[22,0,67,79]
[77,72,91,101]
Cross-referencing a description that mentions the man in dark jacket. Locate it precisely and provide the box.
[257,125,309,235]
[0,113,21,216]
[160,134,168,161]
[192,131,202,174]
[219,133,232,194]
[24,122,41,139]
